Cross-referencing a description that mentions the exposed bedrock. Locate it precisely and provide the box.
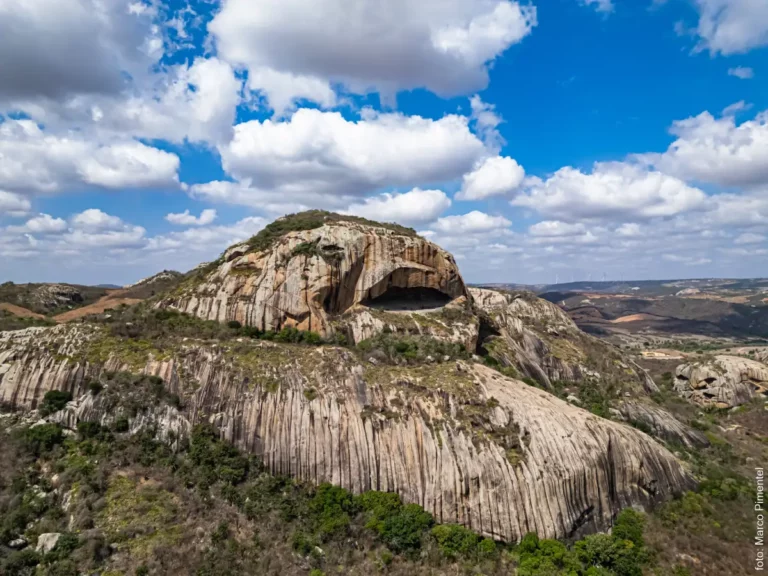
[0,326,694,542]
[675,355,768,408]
[159,220,467,339]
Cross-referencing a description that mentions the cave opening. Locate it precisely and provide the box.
[362,286,452,312]
[475,315,501,356]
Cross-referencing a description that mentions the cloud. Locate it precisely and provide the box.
[0,191,31,216]
[457,156,525,200]
[615,223,643,237]
[734,232,766,244]
[722,100,752,115]
[12,58,242,146]
[582,0,614,13]
[642,108,768,188]
[0,0,160,103]
[513,162,706,222]
[344,189,451,225]
[217,108,487,201]
[469,95,504,149]
[72,209,127,231]
[209,0,536,113]
[529,220,587,237]
[662,253,711,266]
[9,213,68,234]
[166,209,218,226]
[693,0,768,55]
[0,119,180,194]
[187,181,350,214]
[527,220,599,245]
[431,210,512,234]
[728,66,755,79]
[145,216,267,254]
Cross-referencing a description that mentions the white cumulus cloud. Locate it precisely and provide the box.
[217,108,487,201]
[0,119,180,194]
[513,162,706,221]
[692,0,768,55]
[0,191,31,216]
[457,156,525,200]
[209,0,536,113]
[642,108,768,188]
[166,209,218,226]
[431,210,512,234]
[344,189,451,225]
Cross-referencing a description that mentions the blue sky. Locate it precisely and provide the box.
[1,0,767,285]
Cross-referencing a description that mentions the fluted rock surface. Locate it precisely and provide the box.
[0,324,693,542]
[616,401,709,449]
[675,355,768,408]
[160,216,467,338]
[469,288,655,393]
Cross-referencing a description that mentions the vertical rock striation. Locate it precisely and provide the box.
[0,325,694,542]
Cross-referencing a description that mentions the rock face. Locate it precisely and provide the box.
[675,355,768,408]
[0,324,694,542]
[160,215,467,338]
[469,288,656,393]
[616,401,709,449]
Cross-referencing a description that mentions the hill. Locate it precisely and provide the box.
[0,212,763,576]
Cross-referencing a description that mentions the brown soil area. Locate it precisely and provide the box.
[0,302,46,319]
[53,296,143,322]
[611,313,666,323]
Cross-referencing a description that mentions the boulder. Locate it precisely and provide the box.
[36,533,61,554]
[675,355,768,408]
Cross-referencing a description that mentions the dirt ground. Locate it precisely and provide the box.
[53,296,143,322]
[0,302,46,319]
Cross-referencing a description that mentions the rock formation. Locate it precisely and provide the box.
[160,213,467,338]
[0,212,701,543]
[675,355,768,408]
[470,288,656,393]
[615,401,709,449]
[0,322,694,542]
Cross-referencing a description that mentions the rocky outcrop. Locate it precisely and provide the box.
[469,288,653,393]
[675,355,768,408]
[160,215,467,338]
[0,325,694,542]
[337,298,478,348]
[616,401,709,449]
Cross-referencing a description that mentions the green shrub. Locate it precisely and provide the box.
[379,503,434,553]
[357,334,468,365]
[517,538,581,576]
[518,532,539,554]
[77,421,104,440]
[430,524,480,559]
[136,566,149,576]
[2,549,41,575]
[21,424,65,455]
[87,380,104,395]
[227,320,242,329]
[38,390,73,416]
[612,509,645,547]
[357,491,403,532]
[187,425,249,487]
[113,417,130,433]
[309,483,358,540]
